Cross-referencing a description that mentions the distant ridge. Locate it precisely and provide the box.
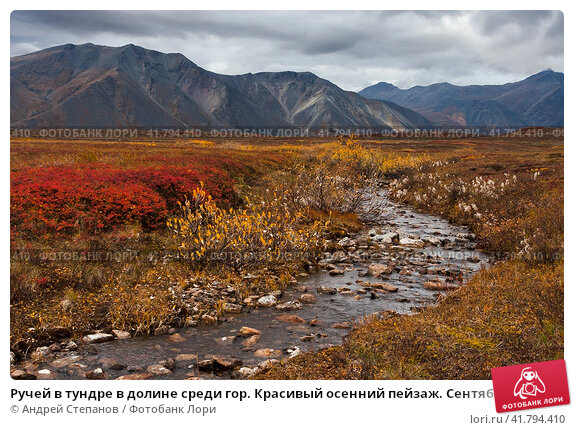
[359,70,563,127]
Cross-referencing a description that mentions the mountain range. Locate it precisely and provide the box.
[11,43,563,129]
[10,43,431,129]
[359,70,564,127]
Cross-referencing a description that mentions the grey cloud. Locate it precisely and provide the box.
[476,10,551,34]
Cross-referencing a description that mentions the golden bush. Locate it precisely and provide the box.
[167,183,326,271]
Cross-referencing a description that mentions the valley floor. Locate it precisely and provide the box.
[10,131,564,380]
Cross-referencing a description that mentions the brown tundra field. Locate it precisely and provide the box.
[10,130,563,380]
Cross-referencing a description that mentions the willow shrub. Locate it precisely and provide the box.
[167,183,327,272]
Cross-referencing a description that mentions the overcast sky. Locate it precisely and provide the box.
[10,10,563,91]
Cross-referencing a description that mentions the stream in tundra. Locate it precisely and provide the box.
[18,189,490,380]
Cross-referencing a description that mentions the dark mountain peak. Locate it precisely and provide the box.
[12,42,97,58]
[57,42,94,50]
[119,43,160,56]
[534,68,556,76]
[62,42,106,52]
[289,71,321,83]
[374,81,399,90]
[351,81,401,101]
[118,43,140,54]
[256,70,318,80]
[11,42,431,129]
[523,69,563,83]
[61,43,82,51]
[118,43,159,58]
[429,82,456,89]
[121,44,197,70]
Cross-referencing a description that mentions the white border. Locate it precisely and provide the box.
[3,2,571,429]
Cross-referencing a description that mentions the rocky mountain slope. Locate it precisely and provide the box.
[11,43,432,129]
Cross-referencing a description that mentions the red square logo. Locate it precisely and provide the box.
[491,359,570,413]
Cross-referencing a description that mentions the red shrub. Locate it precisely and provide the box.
[116,166,236,210]
[10,163,237,239]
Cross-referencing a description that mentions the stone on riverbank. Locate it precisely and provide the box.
[276,315,306,325]
[112,330,131,339]
[329,268,345,276]
[257,295,277,307]
[175,354,198,363]
[368,263,392,277]
[224,303,243,313]
[83,333,114,344]
[86,368,106,379]
[213,356,242,371]
[399,237,425,247]
[154,325,169,336]
[423,280,455,291]
[242,334,261,348]
[318,286,337,295]
[168,333,185,343]
[237,367,256,378]
[332,322,351,329]
[254,349,282,358]
[257,359,281,371]
[276,300,302,311]
[238,326,261,337]
[373,232,399,244]
[375,283,399,292]
[99,358,126,370]
[146,364,172,376]
[299,293,316,304]
[116,373,154,380]
[11,369,36,380]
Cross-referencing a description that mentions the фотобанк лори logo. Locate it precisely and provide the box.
[491,360,570,413]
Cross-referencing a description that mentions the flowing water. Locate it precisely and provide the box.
[19,190,490,380]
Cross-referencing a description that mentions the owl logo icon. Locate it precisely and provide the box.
[513,367,546,400]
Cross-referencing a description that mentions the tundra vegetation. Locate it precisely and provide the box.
[10,132,563,379]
